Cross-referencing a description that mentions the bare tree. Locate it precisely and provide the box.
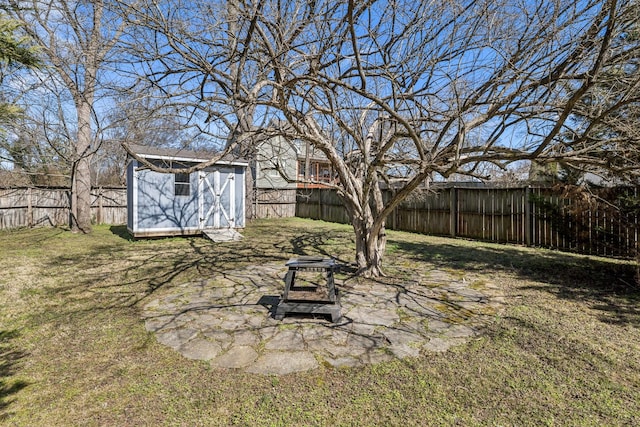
[1,67,82,186]
[8,0,132,232]
[258,0,636,276]
[97,88,209,185]
[117,1,231,143]
[118,0,326,218]
[125,0,636,277]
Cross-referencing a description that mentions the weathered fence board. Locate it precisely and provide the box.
[296,186,640,258]
[0,187,127,229]
[254,189,297,218]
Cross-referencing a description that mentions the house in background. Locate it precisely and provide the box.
[252,135,334,218]
[126,144,247,238]
[295,141,335,189]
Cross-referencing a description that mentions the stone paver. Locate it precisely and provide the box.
[142,263,503,375]
[212,346,259,369]
[179,338,222,361]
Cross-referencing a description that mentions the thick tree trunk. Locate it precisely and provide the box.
[353,217,387,278]
[71,101,93,233]
[72,156,92,233]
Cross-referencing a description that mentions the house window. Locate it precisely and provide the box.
[174,172,190,196]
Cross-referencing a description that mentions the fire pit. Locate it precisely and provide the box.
[275,256,341,322]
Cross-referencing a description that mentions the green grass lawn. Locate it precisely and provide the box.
[1,218,639,426]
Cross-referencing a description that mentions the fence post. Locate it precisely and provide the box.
[524,186,531,246]
[392,189,397,230]
[27,187,33,227]
[97,187,103,224]
[449,186,457,237]
[387,189,396,230]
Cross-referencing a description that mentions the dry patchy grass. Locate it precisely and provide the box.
[1,218,639,426]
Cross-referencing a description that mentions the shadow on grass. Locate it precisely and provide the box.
[21,221,353,335]
[109,225,134,241]
[35,227,288,325]
[393,238,639,326]
[0,330,28,422]
[287,230,354,266]
[32,220,638,329]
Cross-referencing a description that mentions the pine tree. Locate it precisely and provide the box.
[0,12,40,122]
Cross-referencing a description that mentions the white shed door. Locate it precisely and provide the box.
[199,170,235,229]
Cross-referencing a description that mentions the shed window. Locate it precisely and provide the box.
[174,172,191,196]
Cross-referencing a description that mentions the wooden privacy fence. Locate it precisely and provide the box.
[253,188,297,219]
[0,186,296,230]
[296,185,640,258]
[0,187,127,230]
[3,185,638,258]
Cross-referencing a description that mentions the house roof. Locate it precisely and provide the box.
[296,141,329,162]
[126,143,248,166]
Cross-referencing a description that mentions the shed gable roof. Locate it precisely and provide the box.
[127,143,248,166]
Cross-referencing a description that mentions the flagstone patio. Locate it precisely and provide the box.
[142,263,504,375]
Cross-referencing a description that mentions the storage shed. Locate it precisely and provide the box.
[126,144,247,238]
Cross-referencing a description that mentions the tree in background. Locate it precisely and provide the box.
[2,71,82,187]
[117,0,297,219]
[7,0,131,232]
[98,88,211,186]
